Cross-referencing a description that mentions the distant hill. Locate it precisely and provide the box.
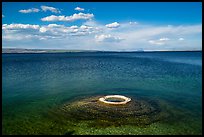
[2,48,100,53]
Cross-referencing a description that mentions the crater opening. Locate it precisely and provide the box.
[105,97,125,102]
[99,95,131,105]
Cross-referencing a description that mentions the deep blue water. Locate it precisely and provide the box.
[2,51,202,135]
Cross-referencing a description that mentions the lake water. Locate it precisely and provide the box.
[2,51,202,135]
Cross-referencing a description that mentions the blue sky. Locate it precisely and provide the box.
[2,2,202,51]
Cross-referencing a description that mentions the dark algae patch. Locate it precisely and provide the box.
[47,95,170,129]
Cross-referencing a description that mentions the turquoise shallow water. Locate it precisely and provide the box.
[2,51,202,135]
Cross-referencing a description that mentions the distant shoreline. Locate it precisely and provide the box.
[2,48,202,54]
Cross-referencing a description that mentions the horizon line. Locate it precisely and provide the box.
[2,47,202,53]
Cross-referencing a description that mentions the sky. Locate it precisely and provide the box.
[2,2,202,51]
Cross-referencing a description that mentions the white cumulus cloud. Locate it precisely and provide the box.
[75,7,85,11]
[159,38,170,41]
[41,6,61,13]
[2,24,40,30]
[39,27,47,33]
[105,22,120,28]
[148,40,165,45]
[41,13,94,22]
[70,25,78,29]
[95,34,123,42]
[178,38,184,41]
[19,8,40,13]
[37,24,99,37]
[148,37,170,45]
